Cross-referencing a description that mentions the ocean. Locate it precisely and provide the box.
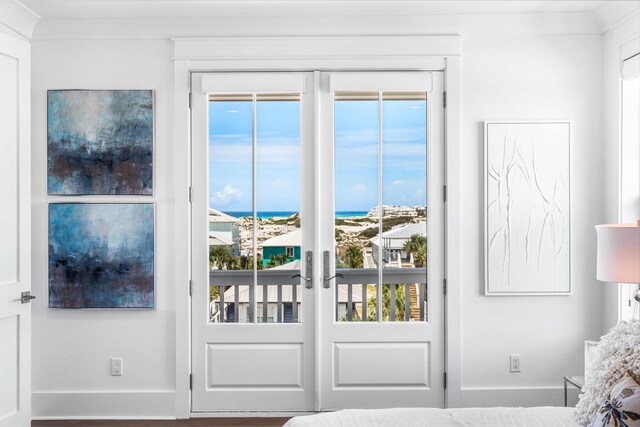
[223,211,368,219]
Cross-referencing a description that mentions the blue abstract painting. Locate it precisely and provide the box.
[48,90,153,195]
[49,203,155,308]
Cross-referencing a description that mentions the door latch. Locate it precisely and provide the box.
[292,251,313,289]
[21,291,36,304]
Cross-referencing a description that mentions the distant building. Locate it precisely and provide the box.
[370,222,426,267]
[367,205,423,218]
[259,229,301,266]
[208,208,240,256]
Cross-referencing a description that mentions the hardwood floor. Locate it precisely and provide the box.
[31,418,291,427]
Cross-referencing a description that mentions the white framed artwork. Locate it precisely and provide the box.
[484,121,571,295]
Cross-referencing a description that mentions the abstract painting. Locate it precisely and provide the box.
[484,121,571,295]
[48,90,153,195]
[49,203,155,308]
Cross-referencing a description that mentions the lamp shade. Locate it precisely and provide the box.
[595,222,640,283]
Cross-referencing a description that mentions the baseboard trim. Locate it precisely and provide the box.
[32,391,176,419]
[460,386,571,408]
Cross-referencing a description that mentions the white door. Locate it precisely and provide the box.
[191,72,316,412]
[0,35,32,427]
[191,71,444,412]
[317,71,444,409]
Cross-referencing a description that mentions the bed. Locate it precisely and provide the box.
[284,406,578,426]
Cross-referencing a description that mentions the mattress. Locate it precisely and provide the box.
[284,406,579,427]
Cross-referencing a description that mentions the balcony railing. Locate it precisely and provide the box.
[334,268,427,322]
[209,267,427,323]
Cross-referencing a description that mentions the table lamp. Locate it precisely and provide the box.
[595,220,640,302]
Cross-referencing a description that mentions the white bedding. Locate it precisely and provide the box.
[284,407,579,427]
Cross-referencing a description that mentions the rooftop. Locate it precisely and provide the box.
[208,207,239,223]
[260,229,301,248]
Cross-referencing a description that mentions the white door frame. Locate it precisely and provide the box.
[172,35,462,417]
[0,31,31,427]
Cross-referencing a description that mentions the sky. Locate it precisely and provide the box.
[209,99,427,213]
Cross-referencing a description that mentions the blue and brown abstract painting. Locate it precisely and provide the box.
[47,90,153,195]
[48,203,155,308]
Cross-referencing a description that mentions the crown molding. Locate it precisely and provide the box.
[0,0,40,39]
[594,0,640,33]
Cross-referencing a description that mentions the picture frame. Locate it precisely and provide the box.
[47,89,155,196]
[48,202,156,309]
[484,120,571,295]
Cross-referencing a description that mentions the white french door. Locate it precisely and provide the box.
[191,71,444,412]
[317,71,444,409]
[191,72,316,412]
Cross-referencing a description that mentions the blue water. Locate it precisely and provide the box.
[223,211,368,219]
[335,211,368,218]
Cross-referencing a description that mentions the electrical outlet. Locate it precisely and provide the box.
[111,358,123,376]
[510,354,521,373]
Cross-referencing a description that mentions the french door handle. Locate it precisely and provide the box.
[292,250,313,289]
[322,250,344,288]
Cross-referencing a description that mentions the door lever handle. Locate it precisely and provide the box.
[324,272,344,286]
[292,251,313,289]
[21,291,36,304]
[323,250,344,288]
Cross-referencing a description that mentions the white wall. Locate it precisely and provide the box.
[460,33,604,405]
[31,39,177,419]
[30,11,609,417]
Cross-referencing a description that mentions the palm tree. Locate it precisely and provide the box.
[267,253,290,268]
[413,246,426,268]
[366,284,406,322]
[223,255,239,270]
[403,234,426,267]
[345,245,364,269]
[209,246,241,270]
[210,246,233,270]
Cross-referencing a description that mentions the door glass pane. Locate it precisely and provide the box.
[209,94,302,324]
[256,96,302,323]
[382,94,427,322]
[334,92,379,322]
[209,97,253,323]
[334,92,428,322]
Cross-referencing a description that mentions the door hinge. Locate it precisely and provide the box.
[443,278,447,296]
[443,185,447,203]
[190,374,193,390]
[188,186,192,203]
[188,92,192,109]
[189,280,192,296]
[444,372,447,389]
[443,91,447,108]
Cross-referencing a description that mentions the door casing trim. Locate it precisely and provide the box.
[173,35,462,418]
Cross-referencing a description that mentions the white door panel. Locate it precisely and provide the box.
[0,54,18,286]
[334,342,430,387]
[0,36,31,427]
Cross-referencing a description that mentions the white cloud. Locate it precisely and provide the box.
[212,184,244,206]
